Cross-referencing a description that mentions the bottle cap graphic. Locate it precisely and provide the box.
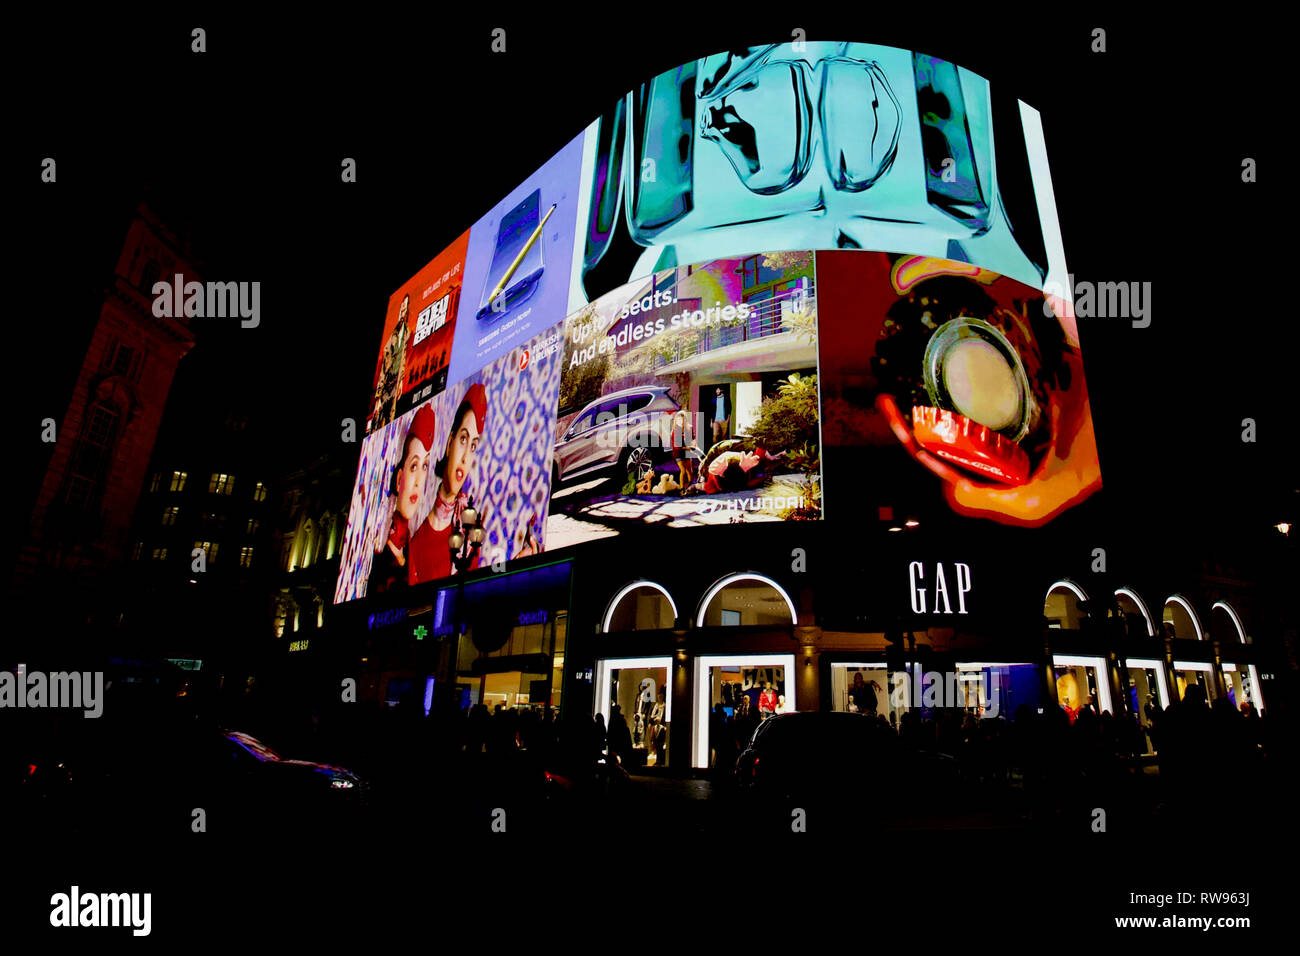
[921,316,1035,443]
[911,405,1031,485]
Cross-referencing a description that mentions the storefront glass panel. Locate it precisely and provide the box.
[1052,654,1112,720]
[692,654,795,769]
[595,657,672,768]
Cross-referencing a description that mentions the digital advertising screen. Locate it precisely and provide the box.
[335,321,564,604]
[336,40,1077,603]
[547,250,822,551]
[574,41,1055,308]
[444,130,587,389]
[816,250,1100,526]
[366,230,470,436]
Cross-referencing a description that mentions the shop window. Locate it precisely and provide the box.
[1052,655,1112,719]
[596,659,672,768]
[1044,581,1088,630]
[1162,596,1202,641]
[603,582,677,632]
[1221,663,1264,714]
[692,653,795,769]
[831,663,892,718]
[697,573,796,627]
[1115,588,1155,637]
[1210,601,1248,644]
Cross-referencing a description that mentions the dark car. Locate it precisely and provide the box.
[68,723,368,838]
[734,712,967,828]
[736,712,901,799]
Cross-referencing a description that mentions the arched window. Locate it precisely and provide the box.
[696,573,797,627]
[1162,595,1203,641]
[1044,580,1088,630]
[602,582,677,632]
[1115,587,1155,637]
[1210,601,1248,644]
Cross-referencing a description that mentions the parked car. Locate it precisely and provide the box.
[69,723,368,837]
[553,385,679,486]
[734,712,966,826]
[736,712,900,797]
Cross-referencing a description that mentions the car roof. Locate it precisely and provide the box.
[578,385,668,413]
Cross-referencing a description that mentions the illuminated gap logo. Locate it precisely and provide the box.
[49,886,151,936]
[0,664,103,718]
[152,273,260,328]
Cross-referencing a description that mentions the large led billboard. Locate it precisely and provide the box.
[816,251,1099,526]
[366,231,470,435]
[336,40,1092,603]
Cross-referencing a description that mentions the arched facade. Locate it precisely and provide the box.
[695,573,797,628]
[602,581,678,632]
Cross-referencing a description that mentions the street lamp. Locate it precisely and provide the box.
[448,497,486,573]
[436,498,486,723]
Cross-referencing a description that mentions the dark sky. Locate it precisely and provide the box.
[8,11,1289,559]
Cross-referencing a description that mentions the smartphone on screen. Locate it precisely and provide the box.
[477,188,545,321]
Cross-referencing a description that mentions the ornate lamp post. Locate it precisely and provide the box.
[437,498,486,719]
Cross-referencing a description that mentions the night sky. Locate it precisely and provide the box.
[8,12,1288,564]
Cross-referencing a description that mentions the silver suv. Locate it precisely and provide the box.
[553,385,680,486]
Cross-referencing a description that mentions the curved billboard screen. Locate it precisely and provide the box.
[335,41,1094,604]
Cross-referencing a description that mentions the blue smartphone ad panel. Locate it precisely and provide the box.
[447,130,586,388]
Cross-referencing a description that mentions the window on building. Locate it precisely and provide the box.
[139,259,161,295]
[170,470,188,492]
[64,400,120,512]
[253,481,268,502]
[194,541,219,564]
[246,518,260,535]
[741,255,784,291]
[208,473,235,495]
[162,506,180,526]
[112,344,137,378]
[150,472,162,493]
[240,547,254,568]
[132,541,144,561]
[152,547,168,561]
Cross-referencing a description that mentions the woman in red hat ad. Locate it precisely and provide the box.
[409,383,488,584]
[370,402,436,594]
